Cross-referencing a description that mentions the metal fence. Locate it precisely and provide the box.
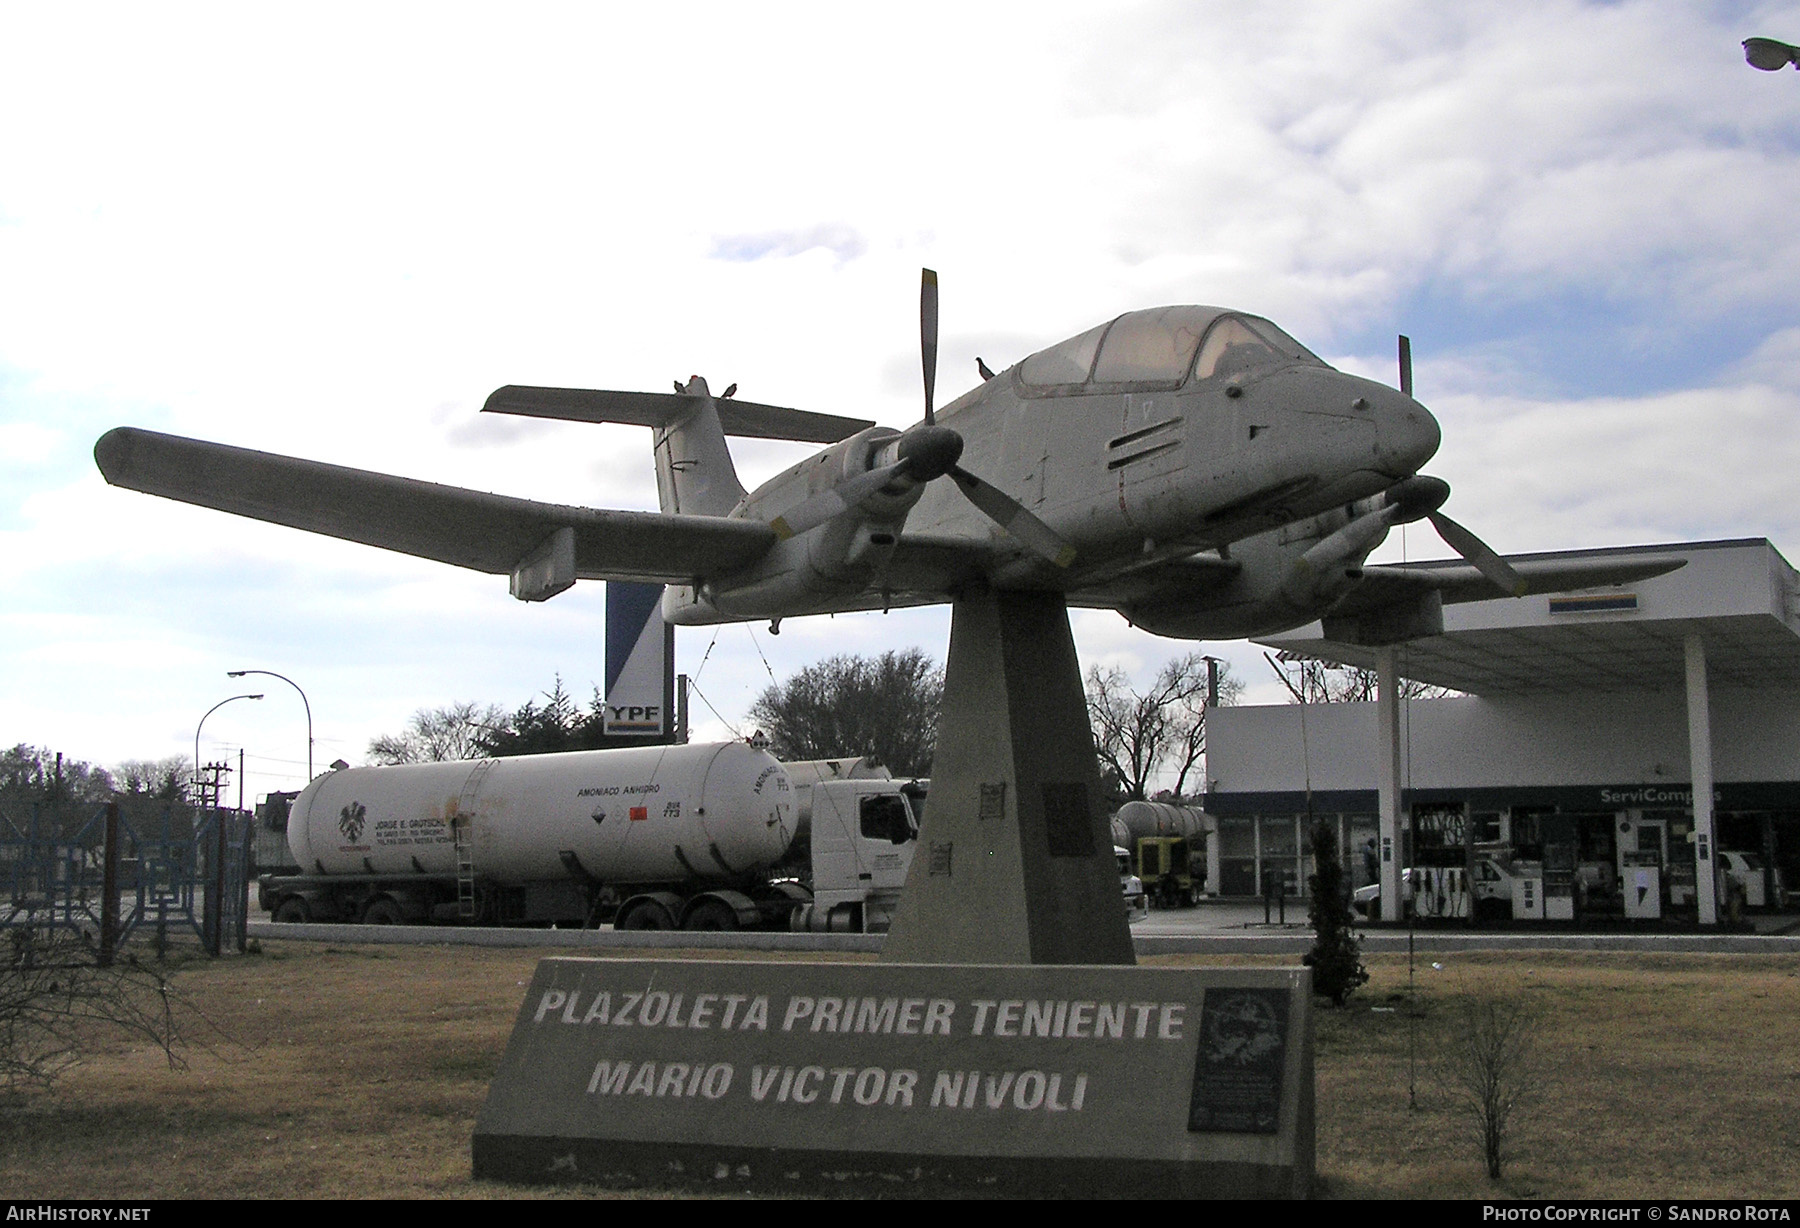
[0,798,254,958]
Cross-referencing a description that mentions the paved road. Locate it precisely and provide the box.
[246,898,1800,956]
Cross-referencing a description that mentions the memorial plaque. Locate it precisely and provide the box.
[1189,986,1289,1134]
[474,959,1313,1198]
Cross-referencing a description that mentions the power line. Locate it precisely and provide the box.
[682,678,744,740]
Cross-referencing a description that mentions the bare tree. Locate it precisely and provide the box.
[1272,655,1455,703]
[368,701,508,765]
[1,927,191,1096]
[1434,996,1544,1179]
[113,756,192,800]
[748,650,942,777]
[1085,654,1242,802]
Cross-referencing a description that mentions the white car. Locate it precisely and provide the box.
[1353,870,1416,921]
[1718,851,1787,910]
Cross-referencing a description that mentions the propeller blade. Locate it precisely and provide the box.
[1428,510,1527,596]
[1398,334,1413,398]
[921,268,939,425]
[770,460,908,540]
[950,466,1077,567]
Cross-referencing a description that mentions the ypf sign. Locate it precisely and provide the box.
[474,959,1313,1198]
[603,582,673,738]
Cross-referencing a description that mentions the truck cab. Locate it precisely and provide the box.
[797,778,924,933]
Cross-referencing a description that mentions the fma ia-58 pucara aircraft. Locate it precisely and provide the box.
[94,273,1675,644]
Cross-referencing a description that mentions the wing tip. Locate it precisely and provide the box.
[94,426,143,483]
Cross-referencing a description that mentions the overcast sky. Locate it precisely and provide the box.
[4,1,1798,804]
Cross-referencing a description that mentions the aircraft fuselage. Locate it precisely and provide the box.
[672,307,1440,627]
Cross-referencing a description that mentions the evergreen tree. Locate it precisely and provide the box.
[1303,819,1369,1005]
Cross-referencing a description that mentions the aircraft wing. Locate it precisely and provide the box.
[94,427,776,585]
[482,386,876,444]
[1068,551,1242,607]
[879,532,1010,592]
[1328,555,1687,617]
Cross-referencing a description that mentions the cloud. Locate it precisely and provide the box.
[4,1,1800,807]
[710,224,867,264]
[1373,376,1800,564]
[0,422,60,470]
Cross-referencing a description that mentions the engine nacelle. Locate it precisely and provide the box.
[1123,502,1387,640]
[667,424,941,621]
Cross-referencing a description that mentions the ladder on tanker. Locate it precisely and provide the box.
[452,759,497,921]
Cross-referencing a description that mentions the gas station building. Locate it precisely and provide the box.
[1202,538,1800,925]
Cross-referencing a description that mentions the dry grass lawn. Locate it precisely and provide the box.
[0,940,1794,1199]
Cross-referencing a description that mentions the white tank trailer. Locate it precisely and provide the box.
[1111,800,1207,845]
[263,741,814,929]
[261,741,927,932]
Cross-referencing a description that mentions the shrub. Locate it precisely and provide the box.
[1303,820,1369,1005]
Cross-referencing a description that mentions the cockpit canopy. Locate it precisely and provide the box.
[1018,306,1324,393]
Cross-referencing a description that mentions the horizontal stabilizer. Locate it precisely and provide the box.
[482,385,874,444]
[95,428,776,586]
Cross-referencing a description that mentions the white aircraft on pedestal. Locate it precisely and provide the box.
[94,273,1677,645]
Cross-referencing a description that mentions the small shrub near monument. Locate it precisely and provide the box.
[1303,820,1369,1006]
[1434,996,1544,1180]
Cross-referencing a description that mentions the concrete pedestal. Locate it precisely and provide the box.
[882,587,1136,966]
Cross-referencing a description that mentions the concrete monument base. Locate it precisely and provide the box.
[473,958,1313,1198]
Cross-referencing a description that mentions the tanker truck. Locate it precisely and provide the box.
[258,740,923,933]
[1111,800,1210,908]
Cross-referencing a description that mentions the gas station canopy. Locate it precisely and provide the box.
[1259,538,1800,695]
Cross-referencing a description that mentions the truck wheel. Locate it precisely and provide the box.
[616,899,676,930]
[273,898,311,924]
[684,900,739,931]
[360,897,403,925]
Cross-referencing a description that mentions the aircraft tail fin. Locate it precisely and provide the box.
[652,376,747,517]
[483,381,879,518]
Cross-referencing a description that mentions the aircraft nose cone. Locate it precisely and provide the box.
[898,424,964,481]
[1375,387,1440,479]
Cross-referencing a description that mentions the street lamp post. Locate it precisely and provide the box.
[228,669,314,783]
[195,693,263,809]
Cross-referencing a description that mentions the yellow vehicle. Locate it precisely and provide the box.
[1135,836,1201,908]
